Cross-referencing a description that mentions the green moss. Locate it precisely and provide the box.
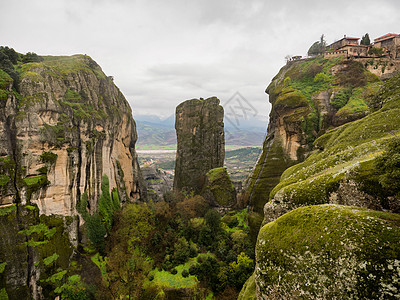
[256,205,400,298]
[0,262,6,274]
[0,205,16,217]
[0,175,10,187]
[64,89,81,102]
[0,69,12,90]
[274,87,309,109]
[0,288,8,300]
[203,167,235,207]
[23,175,48,187]
[238,273,257,300]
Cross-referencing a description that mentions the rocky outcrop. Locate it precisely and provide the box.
[255,205,400,299]
[174,97,224,193]
[142,165,173,201]
[243,59,400,299]
[245,57,385,241]
[201,167,236,208]
[0,55,143,216]
[0,54,144,299]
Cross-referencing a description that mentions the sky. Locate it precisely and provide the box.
[1,0,399,122]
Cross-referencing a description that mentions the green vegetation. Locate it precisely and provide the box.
[307,34,326,56]
[202,167,236,207]
[0,204,16,217]
[360,33,371,45]
[375,137,400,195]
[256,205,400,298]
[40,151,58,165]
[368,47,384,56]
[0,175,10,187]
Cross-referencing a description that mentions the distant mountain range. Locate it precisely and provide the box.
[135,114,268,148]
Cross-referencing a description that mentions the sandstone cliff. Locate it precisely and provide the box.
[0,53,144,299]
[246,56,388,241]
[0,54,143,215]
[242,56,400,298]
[174,97,224,193]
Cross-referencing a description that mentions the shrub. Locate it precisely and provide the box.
[331,89,352,109]
[22,52,43,63]
[40,151,58,165]
[368,47,384,56]
[182,270,189,278]
[314,72,330,83]
[171,268,177,275]
[189,264,198,275]
[148,274,154,281]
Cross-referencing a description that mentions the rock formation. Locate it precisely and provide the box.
[255,205,400,299]
[174,97,224,193]
[201,167,236,208]
[245,57,389,241]
[0,55,143,215]
[241,56,400,298]
[0,53,144,298]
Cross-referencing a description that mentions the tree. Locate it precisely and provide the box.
[361,33,371,45]
[307,34,326,56]
[107,203,155,298]
[22,52,43,63]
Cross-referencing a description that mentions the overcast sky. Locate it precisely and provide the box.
[1,0,399,121]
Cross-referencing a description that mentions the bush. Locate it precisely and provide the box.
[314,72,330,83]
[368,47,384,56]
[22,52,43,63]
[148,274,154,281]
[182,270,189,278]
[331,89,352,109]
[189,264,198,275]
[170,268,177,275]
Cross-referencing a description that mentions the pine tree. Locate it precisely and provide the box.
[361,33,371,45]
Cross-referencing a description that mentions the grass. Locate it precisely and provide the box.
[23,175,48,187]
[145,253,214,289]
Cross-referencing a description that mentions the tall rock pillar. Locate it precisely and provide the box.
[174,97,224,193]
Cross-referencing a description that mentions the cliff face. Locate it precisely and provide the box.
[0,54,143,299]
[246,56,384,241]
[174,97,224,193]
[0,55,143,216]
[243,57,400,299]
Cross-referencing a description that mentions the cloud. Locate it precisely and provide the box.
[1,0,399,122]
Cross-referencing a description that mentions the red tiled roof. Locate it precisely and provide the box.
[374,33,399,42]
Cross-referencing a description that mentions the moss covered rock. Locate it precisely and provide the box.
[256,204,400,299]
[202,167,236,207]
[237,272,257,300]
[263,71,400,225]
